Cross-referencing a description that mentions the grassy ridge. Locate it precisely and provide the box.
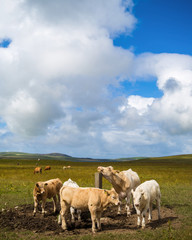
[1,151,192,162]
[0,151,145,162]
[0,154,192,239]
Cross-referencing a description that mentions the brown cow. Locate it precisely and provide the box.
[44,166,51,171]
[59,186,119,233]
[34,167,42,174]
[33,178,63,216]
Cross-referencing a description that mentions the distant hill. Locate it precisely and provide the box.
[0,152,110,162]
[0,152,143,162]
[0,152,191,162]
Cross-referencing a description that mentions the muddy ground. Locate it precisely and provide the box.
[0,202,180,237]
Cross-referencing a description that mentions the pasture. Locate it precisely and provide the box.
[0,155,192,240]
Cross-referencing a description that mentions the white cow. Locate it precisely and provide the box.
[97,166,140,216]
[132,180,161,229]
[62,178,81,222]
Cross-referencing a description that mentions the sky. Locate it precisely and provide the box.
[0,0,192,159]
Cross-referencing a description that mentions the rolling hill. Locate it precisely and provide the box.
[0,152,192,163]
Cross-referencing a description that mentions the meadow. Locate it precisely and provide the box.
[0,155,192,240]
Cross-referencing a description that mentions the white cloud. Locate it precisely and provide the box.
[120,95,154,115]
[0,0,192,158]
[133,53,192,135]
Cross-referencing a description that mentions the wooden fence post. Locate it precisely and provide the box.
[95,172,102,189]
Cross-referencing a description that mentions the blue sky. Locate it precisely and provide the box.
[0,0,192,158]
[115,0,192,55]
[113,0,192,100]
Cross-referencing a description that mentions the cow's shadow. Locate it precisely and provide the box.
[148,216,178,229]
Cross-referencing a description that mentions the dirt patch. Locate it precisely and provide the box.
[0,202,180,236]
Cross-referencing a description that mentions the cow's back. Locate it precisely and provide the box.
[123,169,140,189]
[61,187,103,210]
[45,178,62,198]
[136,180,160,200]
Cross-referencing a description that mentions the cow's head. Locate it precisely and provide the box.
[35,182,48,195]
[97,166,114,177]
[132,189,145,208]
[105,189,120,206]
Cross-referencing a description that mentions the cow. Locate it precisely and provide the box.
[44,166,51,171]
[33,178,63,216]
[97,166,140,216]
[63,166,71,170]
[132,180,161,229]
[34,167,42,174]
[58,179,81,224]
[59,186,119,233]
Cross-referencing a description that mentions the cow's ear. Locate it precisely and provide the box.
[36,183,39,188]
[104,190,110,196]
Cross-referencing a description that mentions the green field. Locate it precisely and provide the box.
[0,154,192,239]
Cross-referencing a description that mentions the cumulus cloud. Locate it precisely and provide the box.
[133,53,192,135]
[0,0,192,158]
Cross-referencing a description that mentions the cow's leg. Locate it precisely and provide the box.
[117,201,121,215]
[91,213,97,233]
[126,192,131,216]
[141,210,146,229]
[70,207,75,223]
[89,207,97,233]
[53,196,57,213]
[96,211,102,231]
[156,197,161,220]
[58,214,61,225]
[41,199,46,215]
[33,198,38,216]
[77,209,81,222]
[60,201,69,230]
[148,202,153,222]
[136,212,141,227]
[117,195,122,215]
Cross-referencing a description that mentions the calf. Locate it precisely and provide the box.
[132,180,161,228]
[98,166,140,216]
[33,178,63,216]
[34,167,42,174]
[59,186,119,233]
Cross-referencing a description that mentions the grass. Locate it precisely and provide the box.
[0,155,192,239]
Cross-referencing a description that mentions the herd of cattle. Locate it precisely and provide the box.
[33,166,161,233]
[34,165,71,174]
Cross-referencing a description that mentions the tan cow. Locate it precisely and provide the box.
[44,166,51,171]
[97,166,140,216]
[33,178,63,216]
[59,186,119,233]
[34,167,42,174]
